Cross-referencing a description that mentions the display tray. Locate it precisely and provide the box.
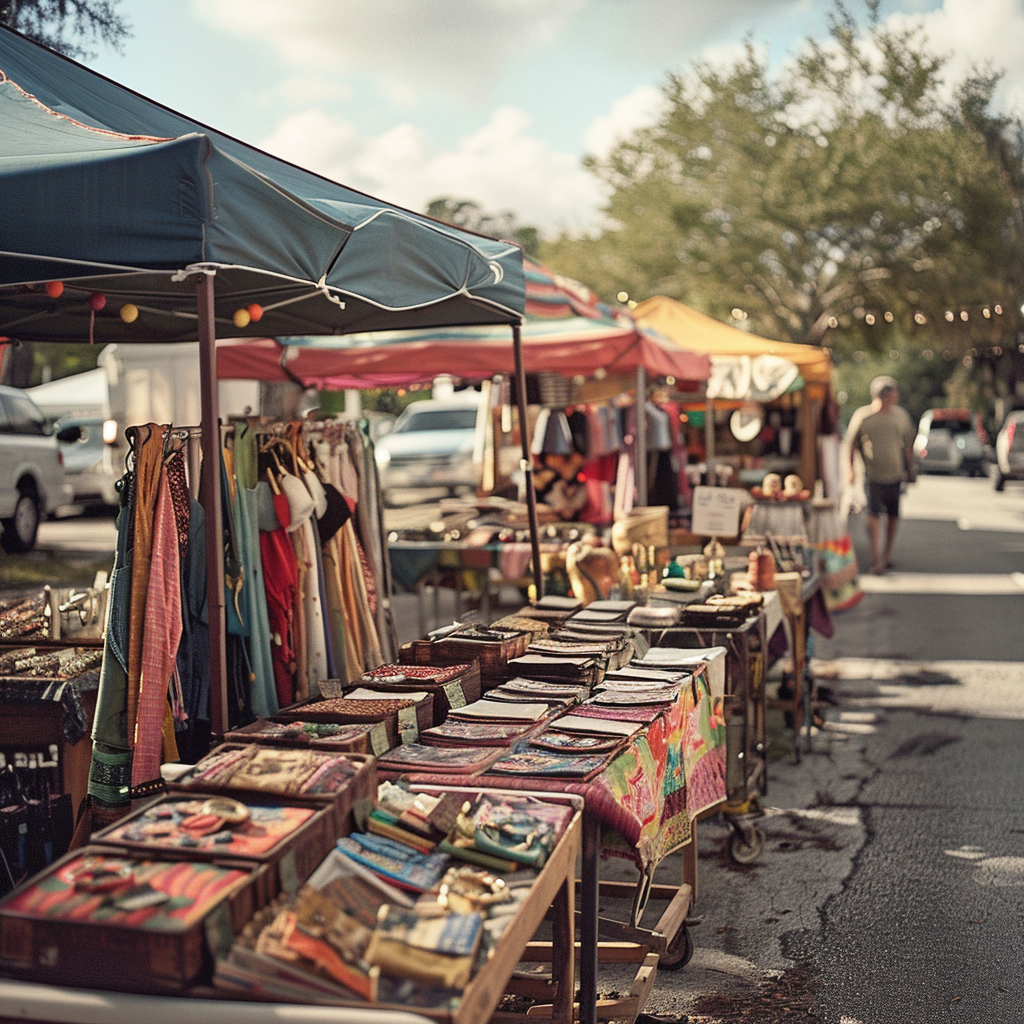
[400,627,531,674]
[278,693,435,749]
[204,786,582,1024]
[167,746,376,837]
[0,845,262,994]
[90,794,338,907]
[223,717,375,753]
[354,665,482,726]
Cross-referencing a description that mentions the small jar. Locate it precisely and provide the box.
[748,545,776,591]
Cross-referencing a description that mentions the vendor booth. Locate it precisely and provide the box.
[634,295,834,493]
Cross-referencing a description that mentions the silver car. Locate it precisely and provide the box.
[913,408,987,476]
[993,410,1024,491]
[374,397,482,503]
[0,385,73,552]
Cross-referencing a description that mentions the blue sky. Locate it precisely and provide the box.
[85,1,1022,237]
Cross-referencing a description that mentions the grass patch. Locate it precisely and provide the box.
[0,553,113,593]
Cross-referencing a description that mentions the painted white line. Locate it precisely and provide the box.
[857,572,1024,595]
[762,806,862,827]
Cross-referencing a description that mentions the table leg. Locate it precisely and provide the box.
[579,811,599,1024]
[550,869,575,1023]
[681,822,698,902]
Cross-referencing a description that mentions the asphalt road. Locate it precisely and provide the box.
[632,472,1024,1023]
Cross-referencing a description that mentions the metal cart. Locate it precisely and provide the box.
[641,612,769,864]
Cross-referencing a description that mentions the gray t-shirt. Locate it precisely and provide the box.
[846,404,914,484]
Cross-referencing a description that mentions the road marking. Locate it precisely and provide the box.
[857,572,1024,594]
[763,806,862,827]
[811,659,1024,719]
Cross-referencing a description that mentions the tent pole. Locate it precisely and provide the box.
[197,273,228,735]
[513,323,544,601]
[635,365,648,506]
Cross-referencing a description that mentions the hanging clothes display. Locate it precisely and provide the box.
[88,424,186,829]
[84,416,394,830]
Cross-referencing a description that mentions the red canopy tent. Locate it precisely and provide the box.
[216,317,709,390]
[216,260,710,506]
[216,257,709,389]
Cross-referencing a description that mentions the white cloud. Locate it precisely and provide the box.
[583,85,665,158]
[261,75,354,109]
[258,104,608,236]
[905,0,1024,115]
[196,0,586,100]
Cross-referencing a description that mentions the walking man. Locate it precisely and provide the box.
[845,375,915,574]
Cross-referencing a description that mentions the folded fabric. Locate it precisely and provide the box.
[375,743,500,774]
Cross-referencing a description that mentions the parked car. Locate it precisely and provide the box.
[0,385,73,552]
[993,409,1024,491]
[374,395,483,503]
[913,408,988,476]
[53,415,120,509]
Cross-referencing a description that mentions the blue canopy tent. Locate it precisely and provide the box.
[0,26,526,730]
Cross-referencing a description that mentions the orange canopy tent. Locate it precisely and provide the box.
[634,296,834,487]
[633,295,832,389]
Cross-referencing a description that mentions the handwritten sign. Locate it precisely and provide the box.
[443,680,467,710]
[398,705,420,745]
[370,721,390,756]
[691,486,746,538]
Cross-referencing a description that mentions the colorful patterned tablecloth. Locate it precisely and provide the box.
[390,666,726,870]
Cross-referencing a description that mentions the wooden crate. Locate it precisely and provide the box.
[168,746,376,838]
[400,628,530,674]
[354,670,482,726]
[90,794,338,907]
[0,845,263,994]
[278,693,435,748]
[224,717,375,753]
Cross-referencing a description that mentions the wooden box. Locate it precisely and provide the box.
[168,746,376,838]
[90,794,338,907]
[400,627,530,675]
[0,845,262,993]
[224,717,375,753]
[278,693,434,748]
[356,663,482,725]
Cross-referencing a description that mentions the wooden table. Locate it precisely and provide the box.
[0,791,582,1024]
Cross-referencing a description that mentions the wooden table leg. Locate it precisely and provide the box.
[578,812,599,1024]
[549,871,575,1023]
[681,821,698,902]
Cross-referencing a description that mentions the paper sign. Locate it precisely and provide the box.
[317,677,344,698]
[203,902,235,959]
[279,849,299,895]
[398,706,419,744]
[691,486,746,538]
[443,680,467,710]
[370,722,390,756]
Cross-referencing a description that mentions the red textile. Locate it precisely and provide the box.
[132,467,183,785]
[261,491,300,708]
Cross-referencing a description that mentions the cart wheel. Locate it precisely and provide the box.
[658,925,694,971]
[729,825,766,864]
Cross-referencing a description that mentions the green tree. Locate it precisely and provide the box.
[0,0,129,59]
[425,198,541,258]
[542,0,1024,364]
